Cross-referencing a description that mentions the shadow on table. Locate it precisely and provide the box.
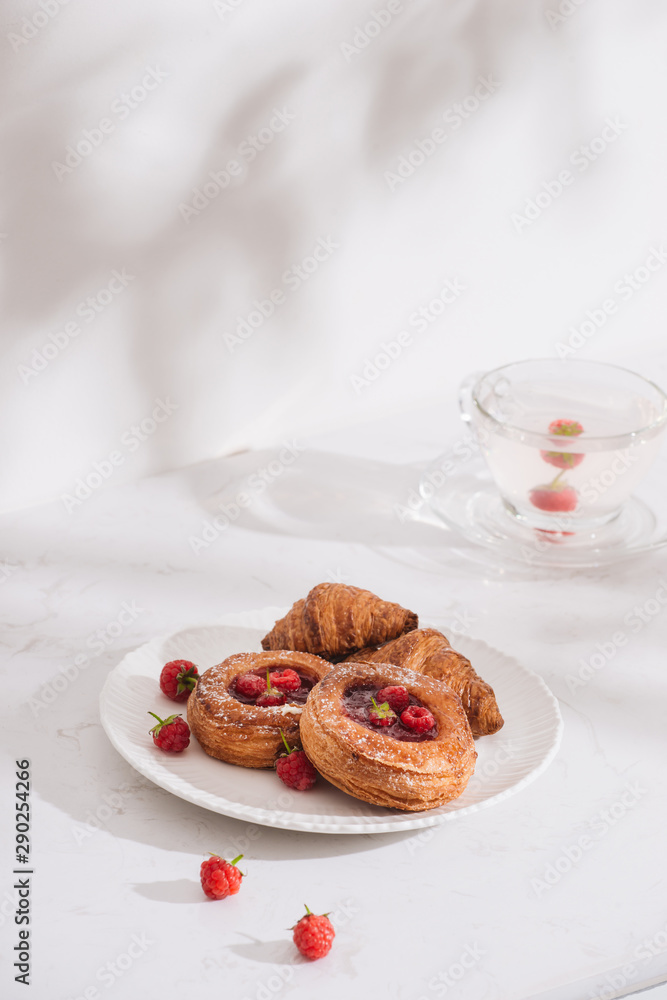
[188,446,449,547]
[14,686,418,865]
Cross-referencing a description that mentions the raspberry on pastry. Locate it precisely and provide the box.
[270,669,301,692]
[235,672,267,700]
[376,684,410,714]
[299,662,476,811]
[346,628,503,737]
[187,651,331,768]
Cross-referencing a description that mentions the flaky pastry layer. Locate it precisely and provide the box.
[299,662,476,812]
[346,628,504,737]
[187,650,331,768]
[261,582,418,659]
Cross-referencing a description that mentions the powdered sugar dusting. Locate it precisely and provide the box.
[194,651,328,715]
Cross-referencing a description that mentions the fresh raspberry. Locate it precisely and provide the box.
[257,690,287,707]
[292,906,335,960]
[401,705,435,733]
[548,419,584,436]
[270,669,301,692]
[529,484,578,513]
[200,853,244,899]
[276,731,317,790]
[541,419,584,470]
[148,712,190,751]
[256,668,287,707]
[235,672,267,699]
[368,696,397,727]
[159,660,199,702]
[377,685,409,714]
[540,449,584,469]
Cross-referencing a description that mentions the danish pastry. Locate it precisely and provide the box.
[299,662,476,811]
[261,582,418,660]
[187,650,331,768]
[346,628,503,737]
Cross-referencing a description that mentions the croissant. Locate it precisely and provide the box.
[346,628,503,737]
[261,583,418,661]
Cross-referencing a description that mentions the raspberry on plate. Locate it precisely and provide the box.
[270,669,301,692]
[377,685,410,714]
[276,731,317,790]
[200,854,244,899]
[148,712,191,752]
[368,696,397,727]
[235,672,267,699]
[292,906,335,960]
[159,660,199,702]
[400,705,435,733]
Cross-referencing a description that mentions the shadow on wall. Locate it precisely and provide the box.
[1,0,541,482]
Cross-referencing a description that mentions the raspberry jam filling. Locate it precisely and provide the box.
[342,685,437,742]
[229,669,315,706]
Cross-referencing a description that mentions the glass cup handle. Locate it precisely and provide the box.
[459,371,482,425]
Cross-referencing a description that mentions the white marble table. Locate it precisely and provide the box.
[2,408,667,1000]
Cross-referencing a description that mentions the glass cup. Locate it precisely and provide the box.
[459,359,667,533]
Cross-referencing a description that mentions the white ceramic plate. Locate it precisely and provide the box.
[99,609,563,834]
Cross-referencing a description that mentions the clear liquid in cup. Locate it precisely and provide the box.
[476,379,665,531]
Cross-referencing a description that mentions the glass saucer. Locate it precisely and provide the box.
[420,455,667,569]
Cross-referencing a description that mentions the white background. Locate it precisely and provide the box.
[2,0,667,511]
[2,2,667,999]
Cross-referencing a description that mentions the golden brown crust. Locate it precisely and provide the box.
[299,662,476,812]
[346,629,504,737]
[187,650,331,768]
[261,583,418,659]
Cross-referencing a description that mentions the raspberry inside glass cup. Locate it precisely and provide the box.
[460,359,667,533]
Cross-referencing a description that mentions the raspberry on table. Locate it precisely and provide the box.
[400,705,435,733]
[159,660,199,702]
[200,854,244,899]
[235,672,267,699]
[148,712,191,751]
[276,732,317,790]
[292,906,335,960]
[377,685,410,714]
[270,669,301,692]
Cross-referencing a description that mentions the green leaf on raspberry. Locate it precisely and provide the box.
[548,418,584,437]
[148,711,182,735]
[175,665,199,694]
[207,852,246,874]
[370,697,396,721]
[279,729,296,757]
